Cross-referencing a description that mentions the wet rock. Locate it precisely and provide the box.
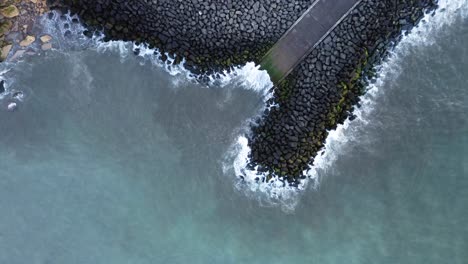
[0,80,5,94]
[10,50,25,61]
[40,34,52,43]
[12,91,23,100]
[1,44,12,61]
[19,35,36,47]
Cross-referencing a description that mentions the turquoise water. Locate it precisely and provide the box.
[0,1,467,263]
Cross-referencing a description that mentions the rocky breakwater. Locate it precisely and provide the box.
[248,0,438,183]
[52,0,439,184]
[55,0,314,75]
[0,0,51,62]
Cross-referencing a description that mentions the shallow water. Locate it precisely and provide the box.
[0,1,467,263]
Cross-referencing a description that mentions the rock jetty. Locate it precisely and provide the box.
[51,0,438,182]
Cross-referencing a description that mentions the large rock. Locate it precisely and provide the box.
[19,35,36,47]
[1,44,12,61]
[40,34,52,43]
[0,5,20,18]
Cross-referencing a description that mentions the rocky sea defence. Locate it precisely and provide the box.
[38,0,437,183]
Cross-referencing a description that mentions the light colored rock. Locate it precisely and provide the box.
[0,5,19,18]
[1,44,12,61]
[40,34,52,43]
[19,35,35,47]
[41,43,52,51]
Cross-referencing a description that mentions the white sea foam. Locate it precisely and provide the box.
[217,62,273,95]
[225,0,468,212]
[38,11,275,95]
[223,136,305,212]
[2,10,274,109]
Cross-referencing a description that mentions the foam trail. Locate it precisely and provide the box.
[226,0,468,211]
[37,11,274,98]
[1,11,273,109]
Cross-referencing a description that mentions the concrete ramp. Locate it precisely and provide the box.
[261,0,362,84]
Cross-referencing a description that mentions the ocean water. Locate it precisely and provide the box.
[0,1,467,263]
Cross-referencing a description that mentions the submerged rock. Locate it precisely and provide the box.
[10,50,25,61]
[12,91,23,100]
[41,42,52,50]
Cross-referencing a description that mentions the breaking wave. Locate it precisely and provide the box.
[0,11,273,105]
